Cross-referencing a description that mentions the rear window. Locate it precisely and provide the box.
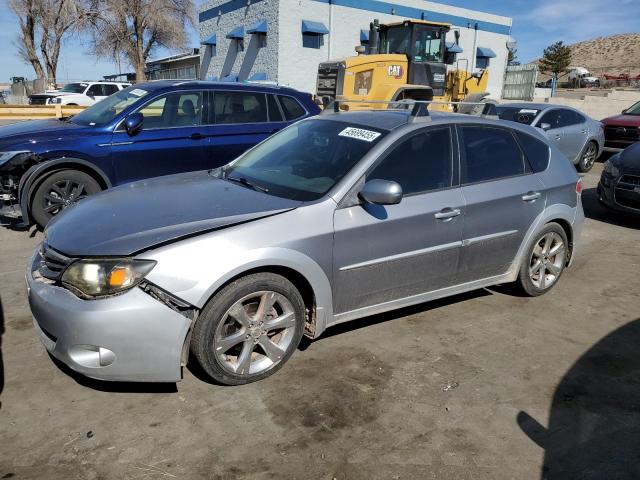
[278,95,306,121]
[496,106,542,125]
[516,131,550,173]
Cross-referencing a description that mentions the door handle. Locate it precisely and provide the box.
[554,135,561,141]
[190,132,205,140]
[434,207,461,220]
[522,191,541,202]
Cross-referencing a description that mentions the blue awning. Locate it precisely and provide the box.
[247,20,267,34]
[220,74,238,82]
[446,42,463,53]
[226,26,244,40]
[301,20,329,35]
[360,29,369,43]
[203,34,217,46]
[249,72,267,81]
[476,47,496,58]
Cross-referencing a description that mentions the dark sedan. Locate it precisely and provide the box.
[598,142,640,214]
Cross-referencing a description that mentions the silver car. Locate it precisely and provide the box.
[27,109,584,385]
[496,103,605,173]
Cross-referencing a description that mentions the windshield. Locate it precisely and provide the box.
[71,86,150,126]
[496,106,542,125]
[625,101,640,115]
[413,26,444,62]
[222,119,387,201]
[59,83,87,93]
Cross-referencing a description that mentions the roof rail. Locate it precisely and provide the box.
[322,99,498,121]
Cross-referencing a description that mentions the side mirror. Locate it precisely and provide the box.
[124,112,144,136]
[539,122,552,131]
[359,179,402,205]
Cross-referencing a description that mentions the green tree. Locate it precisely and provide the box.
[508,48,519,66]
[538,41,572,80]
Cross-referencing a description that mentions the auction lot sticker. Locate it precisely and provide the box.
[338,127,381,142]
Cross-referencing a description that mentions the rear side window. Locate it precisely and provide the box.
[460,126,525,184]
[369,127,452,195]
[515,131,550,172]
[267,94,284,122]
[278,95,306,121]
[103,84,119,96]
[87,84,104,96]
[214,91,268,124]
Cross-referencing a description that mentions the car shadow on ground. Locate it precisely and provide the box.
[517,318,640,479]
[581,187,640,229]
[0,295,5,410]
[47,355,178,394]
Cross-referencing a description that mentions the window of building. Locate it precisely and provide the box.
[303,34,323,49]
[278,95,306,121]
[214,91,268,124]
[368,127,453,195]
[460,126,525,184]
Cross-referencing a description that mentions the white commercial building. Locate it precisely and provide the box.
[199,0,513,98]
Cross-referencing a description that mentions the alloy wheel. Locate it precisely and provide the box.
[529,232,566,290]
[213,291,298,376]
[42,179,90,215]
[582,143,597,170]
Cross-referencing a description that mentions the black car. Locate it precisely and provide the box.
[598,142,640,214]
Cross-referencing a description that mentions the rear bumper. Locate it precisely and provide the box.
[27,249,192,382]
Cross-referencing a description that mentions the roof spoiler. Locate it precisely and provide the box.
[322,99,498,122]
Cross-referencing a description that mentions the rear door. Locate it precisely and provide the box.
[110,89,210,184]
[557,109,589,162]
[456,125,546,283]
[207,90,274,168]
[332,126,464,314]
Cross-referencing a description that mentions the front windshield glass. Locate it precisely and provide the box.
[413,26,444,62]
[59,83,87,93]
[496,106,542,125]
[625,101,640,115]
[380,26,412,55]
[223,119,387,201]
[71,86,150,126]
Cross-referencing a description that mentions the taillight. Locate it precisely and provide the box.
[576,177,583,195]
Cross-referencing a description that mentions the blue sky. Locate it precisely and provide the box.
[1,0,639,81]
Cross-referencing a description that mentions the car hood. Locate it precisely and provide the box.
[601,114,640,127]
[0,119,89,149]
[616,142,640,171]
[45,170,302,257]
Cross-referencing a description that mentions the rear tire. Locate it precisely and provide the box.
[516,222,569,297]
[576,141,598,173]
[30,169,102,229]
[191,273,306,385]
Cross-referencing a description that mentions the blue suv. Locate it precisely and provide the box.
[0,81,320,228]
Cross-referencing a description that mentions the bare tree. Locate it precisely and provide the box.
[10,0,46,80]
[10,0,87,84]
[90,0,195,81]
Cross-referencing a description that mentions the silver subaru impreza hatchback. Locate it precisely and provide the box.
[27,108,584,385]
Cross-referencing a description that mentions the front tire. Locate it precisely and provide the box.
[516,223,569,297]
[576,141,598,173]
[191,273,306,385]
[30,169,102,229]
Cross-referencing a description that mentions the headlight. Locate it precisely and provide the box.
[603,159,620,177]
[61,259,156,298]
[47,97,61,104]
[0,151,29,168]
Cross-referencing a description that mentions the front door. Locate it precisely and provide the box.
[332,126,463,314]
[110,90,210,184]
[456,125,546,283]
[557,109,589,162]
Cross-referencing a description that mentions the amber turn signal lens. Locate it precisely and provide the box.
[108,267,130,288]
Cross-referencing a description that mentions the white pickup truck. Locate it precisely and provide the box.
[28,81,130,106]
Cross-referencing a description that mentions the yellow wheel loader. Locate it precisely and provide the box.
[316,19,493,112]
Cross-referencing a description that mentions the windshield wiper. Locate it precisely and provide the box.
[226,175,269,194]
